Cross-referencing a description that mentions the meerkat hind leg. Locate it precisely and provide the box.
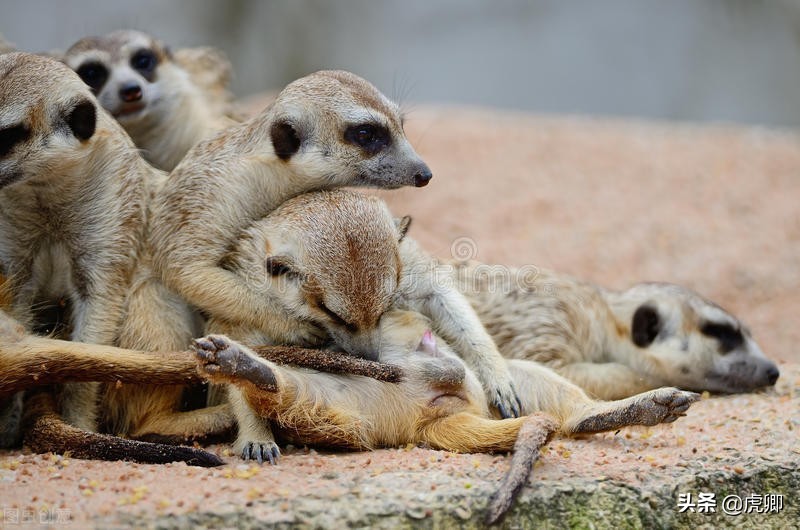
[565,387,699,434]
[508,360,699,435]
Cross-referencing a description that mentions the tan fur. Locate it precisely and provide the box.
[199,190,697,461]
[449,262,779,399]
[0,53,230,457]
[63,30,236,171]
[150,69,432,352]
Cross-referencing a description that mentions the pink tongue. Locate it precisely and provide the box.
[420,330,438,356]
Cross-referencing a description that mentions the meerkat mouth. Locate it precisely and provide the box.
[114,102,147,118]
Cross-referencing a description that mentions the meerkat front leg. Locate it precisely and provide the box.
[62,274,130,431]
[420,289,522,418]
[194,335,282,464]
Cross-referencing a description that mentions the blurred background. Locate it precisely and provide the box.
[4,0,800,127]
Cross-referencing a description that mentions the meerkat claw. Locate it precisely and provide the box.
[241,441,281,465]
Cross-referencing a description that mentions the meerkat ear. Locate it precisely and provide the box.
[395,215,412,241]
[270,120,301,161]
[631,304,661,348]
[265,255,298,278]
[66,99,96,141]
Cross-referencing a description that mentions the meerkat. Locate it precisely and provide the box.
[63,30,236,171]
[447,262,780,400]
[206,189,521,460]
[202,189,697,462]
[0,52,151,435]
[194,311,696,455]
[0,53,235,463]
[150,71,433,348]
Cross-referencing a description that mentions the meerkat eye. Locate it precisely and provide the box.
[0,124,30,158]
[700,322,744,353]
[131,49,158,74]
[317,300,357,332]
[344,123,391,155]
[75,62,109,93]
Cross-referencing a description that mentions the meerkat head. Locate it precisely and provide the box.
[0,53,100,189]
[378,309,487,416]
[610,282,779,393]
[263,70,432,189]
[63,30,177,129]
[226,189,412,357]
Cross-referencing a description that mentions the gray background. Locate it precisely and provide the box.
[3,0,800,127]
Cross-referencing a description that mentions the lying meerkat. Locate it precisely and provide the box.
[0,53,232,463]
[197,313,695,451]
[63,29,236,171]
[448,262,780,399]
[205,189,697,462]
[209,189,522,460]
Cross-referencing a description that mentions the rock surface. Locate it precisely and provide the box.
[2,108,798,528]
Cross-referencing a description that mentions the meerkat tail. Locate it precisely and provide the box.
[250,345,404,382]
[0,337,201,398]
[484,413,558,526]
[21,391,223,467]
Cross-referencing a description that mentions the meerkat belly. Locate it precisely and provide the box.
[28,243,76,335]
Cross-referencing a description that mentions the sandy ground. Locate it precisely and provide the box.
[1,107,798,527]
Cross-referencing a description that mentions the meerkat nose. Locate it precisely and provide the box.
[766,365,780,385]
[413,165,433,187]
[119,83,143,103]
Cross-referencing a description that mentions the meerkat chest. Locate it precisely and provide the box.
[29,242,75,302]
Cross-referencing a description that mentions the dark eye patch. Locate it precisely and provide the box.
[700,322,744,353]
[131,49,158,80]
[344,123,391,155]
[75,61,109,94]
[0,124,30,157]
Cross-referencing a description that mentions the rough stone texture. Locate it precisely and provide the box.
[2,108,798,528]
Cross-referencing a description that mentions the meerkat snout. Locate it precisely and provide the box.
[413,165,433,187]
[119,82,143,103]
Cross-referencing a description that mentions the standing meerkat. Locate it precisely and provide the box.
[63,29,236,171]
[0,52,148,433]
[0,53,231,463]
[448,262,779,399]
[150,69,434,351]
[205,189,697,462]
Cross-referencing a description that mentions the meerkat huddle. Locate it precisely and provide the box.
[0,29,778,511]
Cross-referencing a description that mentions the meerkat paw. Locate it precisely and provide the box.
[237,439,281,465]
[572,387,700,434]
[486,378,523,419]
[640,387,700,424]
[192,334,278,392]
